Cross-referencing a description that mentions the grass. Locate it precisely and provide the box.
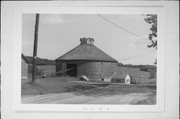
[22,77,78,95]
[22,77,156,97]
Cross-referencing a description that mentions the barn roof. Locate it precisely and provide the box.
[24,56,55,65]
[56,38,118,63]
[22,54,30,64]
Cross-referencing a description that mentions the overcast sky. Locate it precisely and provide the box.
[22,14,156,65]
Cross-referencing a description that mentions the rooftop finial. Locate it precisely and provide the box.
[80,37,94,45]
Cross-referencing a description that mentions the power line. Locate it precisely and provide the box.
[96,14,148,40]
[96,14,154,63]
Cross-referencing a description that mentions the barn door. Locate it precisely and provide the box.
[66,63,77,76]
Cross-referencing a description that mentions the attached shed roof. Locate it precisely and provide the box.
[56,38,118,63]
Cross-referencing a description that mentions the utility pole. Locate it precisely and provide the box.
[32,14,39,83]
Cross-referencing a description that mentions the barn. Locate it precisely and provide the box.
[21,54,30,80]
[55,38,118,81]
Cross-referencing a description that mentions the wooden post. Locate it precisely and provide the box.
[32,14,39,83]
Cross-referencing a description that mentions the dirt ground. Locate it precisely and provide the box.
[22,92,155,104]
[21,77,156,105]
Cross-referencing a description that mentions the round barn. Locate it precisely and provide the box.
[55,38,118,81]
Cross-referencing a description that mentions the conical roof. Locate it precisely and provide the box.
[56,38,118,63]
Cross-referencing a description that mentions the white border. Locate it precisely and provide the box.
[2,1,179,119]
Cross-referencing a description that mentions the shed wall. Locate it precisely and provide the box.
[21,58,28,80]
[37,65,56,75]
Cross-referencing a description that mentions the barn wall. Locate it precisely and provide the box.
[101,62,117,78]
[56,61,62,73]
[56,61,117,80]
[56,61,67,76]
[21,58,28,80]
[77,62,101,80]
[77,62,117,80]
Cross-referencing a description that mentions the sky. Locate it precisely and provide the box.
[22,14,156,65]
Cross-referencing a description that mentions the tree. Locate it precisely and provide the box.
[144,14,157,49]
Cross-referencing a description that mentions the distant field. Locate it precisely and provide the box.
[22,77,156,104]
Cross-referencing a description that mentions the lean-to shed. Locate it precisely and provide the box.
[55,38,118,81]
[116,66,150,84]
[111,73,131,84]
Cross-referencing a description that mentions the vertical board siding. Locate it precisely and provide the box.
[77,62,101,80]
[101,62,117,79]
[55,61,62,76]
[77,62,117,80]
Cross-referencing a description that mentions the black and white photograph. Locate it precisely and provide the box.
[21,14,157,105]
[1,1,179,119]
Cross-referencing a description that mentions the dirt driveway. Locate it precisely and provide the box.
[22,92,155,104]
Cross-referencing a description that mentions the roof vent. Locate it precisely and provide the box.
[80,37,94,45]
